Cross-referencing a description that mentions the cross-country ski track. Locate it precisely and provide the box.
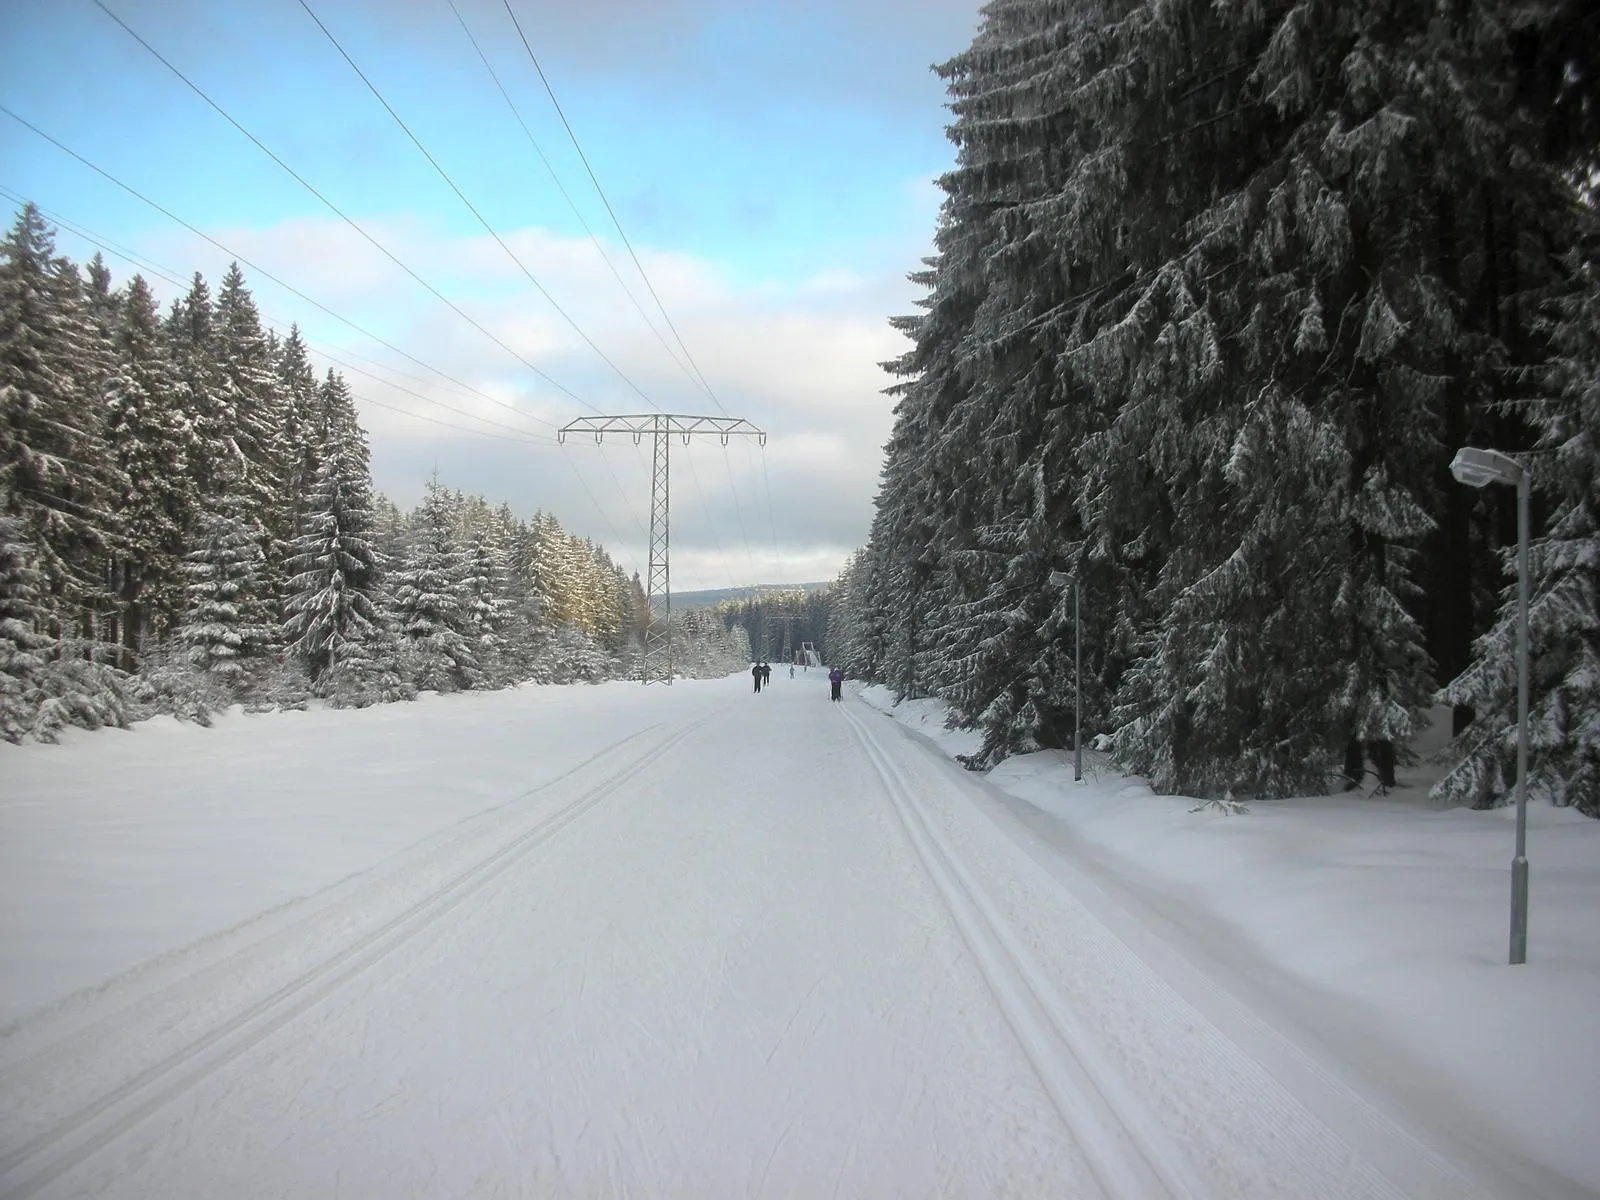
[0,677,1525,1197]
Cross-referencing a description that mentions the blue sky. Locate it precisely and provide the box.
[1,0,985,589]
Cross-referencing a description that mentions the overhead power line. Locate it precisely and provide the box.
[758,442,787,587]
[6,186,564,447]
[493,1,769,590]
[88,0,596,416]
[294,0,668,413]
[444,0,700,392]
[500,0,727,417]
[0,169,639,552]
[489,3,764,588]
[559,414,766,684]
[0,104,565,438]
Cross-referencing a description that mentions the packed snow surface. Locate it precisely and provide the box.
[1,674,1594,1198]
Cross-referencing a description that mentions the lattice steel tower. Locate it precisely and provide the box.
[559,414,766,684]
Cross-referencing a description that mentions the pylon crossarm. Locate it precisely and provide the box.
[557,414,766,446]
[558,412,767,685]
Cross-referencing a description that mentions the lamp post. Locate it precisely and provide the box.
[1048,571,1084,783]
[1449,447,1530,965]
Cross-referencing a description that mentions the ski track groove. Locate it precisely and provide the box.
[841,698,1207,1200]
[0,711,720,1200]
[844,696,1509,1200]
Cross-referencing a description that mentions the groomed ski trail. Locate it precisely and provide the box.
[0,675,1517,1197]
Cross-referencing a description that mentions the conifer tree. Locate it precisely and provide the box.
[497,507,553,681]
[179,467,278,699]
[215,263,290,579]
[276,325,320,541]
[164,273,226,513]
[1437,255,1600,815]
[455,495,512,687]
[282,370,385,691]
[839,0,1597,801]
[0,203,115,634]
[104,275,193,663]
[390,476,479,692]
[0,513,49,741]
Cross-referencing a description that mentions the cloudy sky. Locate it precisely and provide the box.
[1,0,985,590]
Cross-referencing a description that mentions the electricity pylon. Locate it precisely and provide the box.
[558,414,767,685]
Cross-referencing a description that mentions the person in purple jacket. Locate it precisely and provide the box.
[828,667,843,702]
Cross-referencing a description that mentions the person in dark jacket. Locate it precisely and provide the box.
[760,661,771,687]
[828,667,843,701]
[752,662,763,693]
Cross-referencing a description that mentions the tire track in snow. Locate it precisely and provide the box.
[0,712,718,1200]
[841,699,1209,1200]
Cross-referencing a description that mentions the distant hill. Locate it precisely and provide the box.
[670,582,831,609]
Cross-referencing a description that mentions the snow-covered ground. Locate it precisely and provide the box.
[1,674,1594,1198]
[856,685,1600,1199]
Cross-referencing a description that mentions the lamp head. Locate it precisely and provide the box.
[1450,447,1523,489]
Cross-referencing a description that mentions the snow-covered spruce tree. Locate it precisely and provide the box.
[1436,250,1600,816]
[897,0,1591,797]
[544,619,608,685]
[0,203,116,637]
[214,264,290,601]
[0,513,49,741]
[671,607,746,679]
[1429,1,1600,815]
[178,464,279,704]
[583,548,634,674]
[104,274,194,665]
[538,518,585,627]
[390,476,479,693]
[275,326,321,542]
[496,508,555,683]
[453,495,513,688]
[826,550,867,676]
[164,272,228,515]
[281,370,390,701]
[606,564,643,666]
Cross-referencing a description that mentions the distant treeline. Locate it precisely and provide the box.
[714,587,833,664]
[0,203,745,741]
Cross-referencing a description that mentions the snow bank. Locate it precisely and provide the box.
[855,684,1600,1195]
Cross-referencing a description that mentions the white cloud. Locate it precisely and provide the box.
[131,209,931,589]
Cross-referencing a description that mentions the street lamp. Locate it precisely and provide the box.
[1449,446,1531,965]
[1048,571,1084,783]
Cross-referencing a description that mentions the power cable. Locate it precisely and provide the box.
[757,441,787,587]
[0,104,562,436]
[88,0,596,415]
[1,186,187,290]
[443,0,700,391]
[496,4,782,589]
[1,104,563,432]
[500,0,727,416]
[0,176,637,558]
[353,390,548,445]
[5,187,562,446]
[294,0,668,413]
[676,440,743,593]
[719,451,757,581]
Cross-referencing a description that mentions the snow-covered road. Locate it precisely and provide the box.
[0,678,1515,1197]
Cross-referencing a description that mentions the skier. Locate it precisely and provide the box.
[789,663,795,679]
[761,661,772,687]
[828,666,843,702]
[752,662,763,694]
